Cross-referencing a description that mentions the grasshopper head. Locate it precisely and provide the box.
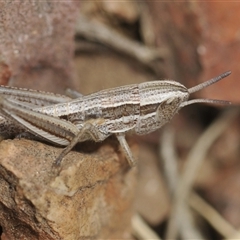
[134,71,231,135]
[156,71,231,127]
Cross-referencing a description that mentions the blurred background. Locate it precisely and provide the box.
[1,1,240,239]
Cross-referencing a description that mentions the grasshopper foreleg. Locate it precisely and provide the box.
[116,134,136,167]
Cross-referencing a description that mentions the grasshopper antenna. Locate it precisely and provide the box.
[188,71,231,94]
[180,71,231,108]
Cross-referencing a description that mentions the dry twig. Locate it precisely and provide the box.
[76,14,168,70]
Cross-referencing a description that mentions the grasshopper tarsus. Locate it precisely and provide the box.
[54,153,65,166]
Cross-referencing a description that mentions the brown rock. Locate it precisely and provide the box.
[0,1,79,93]
[0,139,136,239]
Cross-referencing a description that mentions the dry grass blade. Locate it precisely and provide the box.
[132,213,162,240]
[166,108,240,239]
[190,192,240,239]
[160,127,205,239]
[160,127,179,194]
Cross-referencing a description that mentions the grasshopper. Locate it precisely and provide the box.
[0,71,231,167]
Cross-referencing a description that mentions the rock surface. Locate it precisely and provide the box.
[0,139,136,239]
